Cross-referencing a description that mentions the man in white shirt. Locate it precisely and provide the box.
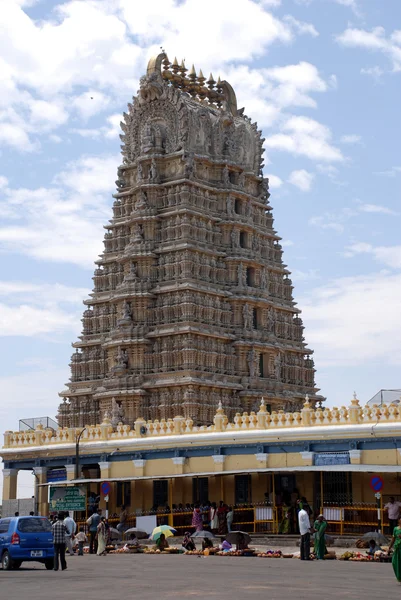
[298,507,311,560]
[384,497,401,534]
[63,512,77,556]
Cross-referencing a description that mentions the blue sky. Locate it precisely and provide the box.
[0,0,400,496]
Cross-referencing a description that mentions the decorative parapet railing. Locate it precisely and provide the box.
[3,395,401,449]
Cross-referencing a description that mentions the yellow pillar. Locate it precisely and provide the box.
[2,468,18,501]
[34,467,48,516]
[65,465,76,481]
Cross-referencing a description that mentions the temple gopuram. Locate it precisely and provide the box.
[57,53,319,430]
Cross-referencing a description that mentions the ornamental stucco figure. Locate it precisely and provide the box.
[57,53,320,429]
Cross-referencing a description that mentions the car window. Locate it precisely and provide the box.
[0,520,11,533]
[17,518,52,533]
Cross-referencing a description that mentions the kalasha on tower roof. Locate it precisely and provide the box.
[57,53,322,430]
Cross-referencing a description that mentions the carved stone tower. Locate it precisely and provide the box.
[57,53,320,428]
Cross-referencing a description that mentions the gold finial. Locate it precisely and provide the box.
[173,56,179,66]
[189,64,196,78]
[207,73,215,87]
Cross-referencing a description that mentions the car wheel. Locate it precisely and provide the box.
[2,551,14,571]
[45,560,54,570]
[12,561,22,569]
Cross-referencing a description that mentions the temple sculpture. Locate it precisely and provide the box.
[57,53,320,428]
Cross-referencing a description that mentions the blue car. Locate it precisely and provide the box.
[0,516,54,570]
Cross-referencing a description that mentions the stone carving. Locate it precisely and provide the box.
[137,162,144,183]
[243,303,253,329]
[117,348,129,367]
[136,189,148,210]
[274,352,281,379]
[226,195,234,216]
[222,164,230,187]
[260,268,267,290]
[149,158,159,183]
[247,348,259,378]
[132,223,143,242]
[138,72,164,104]
[57,53,320,429]
[111,397,125,427]
[183,152,194,179]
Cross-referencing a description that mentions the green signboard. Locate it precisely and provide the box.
[50,486,86,512]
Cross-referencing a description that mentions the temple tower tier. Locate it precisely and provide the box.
[58,53,322,427]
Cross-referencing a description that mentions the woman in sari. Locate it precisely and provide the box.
[313,514,327,560]
[192,505,203,531]
[217,502,228,535]
[279,503,290,534]
[210,502,218,532]
[388,517,401,581]
[96,517,107,556]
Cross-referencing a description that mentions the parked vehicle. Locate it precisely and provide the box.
[0,516,54,570]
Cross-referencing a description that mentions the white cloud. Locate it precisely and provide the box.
[265,116,343,162]
[309,215,344,233]
[374,166,401,177]
[356,203,397,216]
[266,174,283,189]
[0,303,78,337]
[70,113,122,140]
[361,66,384,79]
[283,15,319,37]
[71,92,111,120]
[0,175,9,189]
[0,154,118,267]
[340,134,361,144]
[346,242,401,269]
[336,27,401,73]
[288,169,314,191]
[0,281,86,337]
[301,271,401,367]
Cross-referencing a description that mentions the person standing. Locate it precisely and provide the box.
[226,506,234,533]
[384,497,401,535]
[192,505,203,531]
[87,509,101,554]
[298,505,311,560]
[217,502,228,535]
[52,512,67,571]
[313,514,327,560]
[209,502,218,533]
[75,527,87,556]
[63,511,76,556]
[97,517,107,556]
[388,517,401,582]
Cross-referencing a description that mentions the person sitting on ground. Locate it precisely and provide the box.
[236,532,249,551]
[219,537,232,551]
[182,531,196,551]
[202,537,214,551]
[156,533,169,551]
[367,539,382,556]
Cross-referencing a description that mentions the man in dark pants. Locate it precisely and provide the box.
[52,512,67,571]
[298,506,311,560]
[384,497,401,535]
[88,509,101,554]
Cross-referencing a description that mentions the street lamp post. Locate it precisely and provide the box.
[75,428,87,480]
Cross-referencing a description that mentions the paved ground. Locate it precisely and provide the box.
[0,553,397,600]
